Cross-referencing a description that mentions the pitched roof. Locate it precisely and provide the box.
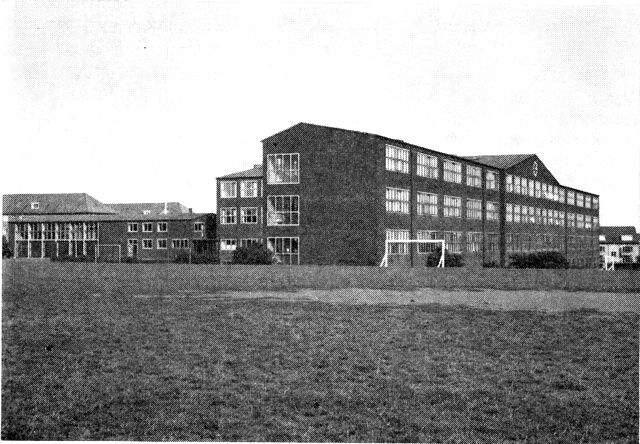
[2,193,117,215]
[107,202,189,216]
[599,226,640,244]
[218,164,263,179]
[461,154,536,169]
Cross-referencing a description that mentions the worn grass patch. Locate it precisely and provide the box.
[2,262,638,441]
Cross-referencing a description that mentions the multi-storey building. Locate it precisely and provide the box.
[216,123,600,267]
[3,193,216,260]
[599,226,640,265]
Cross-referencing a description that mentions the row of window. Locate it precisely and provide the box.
[506,233,595,251]
[506,204,599,229]
[386,145,499,189]
[220,237,300,264]
[387,188,498,220]
[506,174,598,209]
[127,222,204,233]
[128,238,191,250]
[220,207,260,225]
[220,196,300,226]
[15,222,98,241]
[220,179,260,199]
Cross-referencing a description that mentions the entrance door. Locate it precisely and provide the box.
[127,239,138,257]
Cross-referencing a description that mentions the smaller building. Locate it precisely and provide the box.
[599,226,640,266]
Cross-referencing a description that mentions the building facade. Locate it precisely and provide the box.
[3,194,216,260]
[599,226,640,266]
[216,123,600,267]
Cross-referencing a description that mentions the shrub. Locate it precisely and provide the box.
[509,251,569,269]
[2,235,12,258]
[425,246,464,267]
[232,244,273,265]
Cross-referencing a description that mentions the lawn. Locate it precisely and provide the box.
[2,261,639,441]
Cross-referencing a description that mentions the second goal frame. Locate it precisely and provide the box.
[380,239,446,268]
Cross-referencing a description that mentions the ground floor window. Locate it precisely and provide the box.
[417,230,441,254]
[142,239,153,249]
[486,233,499,251]
[239,238,260,248]
[466,232,482,252]
[267,237,299,264]
[157,239,167,249]
[220,239,237,251]
[443,231,462,253]
[386,229,409,255]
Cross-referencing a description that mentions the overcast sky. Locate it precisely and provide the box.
[2,1,639,227]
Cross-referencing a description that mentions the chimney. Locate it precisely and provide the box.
[188,208,193,215]
[162,202,168,215]
[255,164,262,169]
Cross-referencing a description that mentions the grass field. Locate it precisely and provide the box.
[2,261,639,441]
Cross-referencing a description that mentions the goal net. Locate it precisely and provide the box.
[380,239,446,268]
[95,244,122,263]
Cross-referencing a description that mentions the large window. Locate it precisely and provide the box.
[417,192,438,216]
[535,181,541,198]
[486,170,498,190]
[386,187,410,214]
[240,180,259,198]
[443,160,462,183]
[444,231,462,253]
[417,153,438,179]
[417,230,440,254]
[267,153,300,184]
[241,207,258,224]
[267,195,299,225]
[466,199,481,220]
[268,237,299,264]
[486,201,499,221]
[466,165,481,187]
[221,181,237,198]
[43,223,55,240]
[220,208,237,225]
[385,145,409,174]
[386,229,409,254]
[443,195,461,218]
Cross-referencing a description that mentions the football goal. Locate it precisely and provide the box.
[95,244,122,263]
[380,239,446,268]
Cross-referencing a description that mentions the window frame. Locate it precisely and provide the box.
[220,207,237,225]
[385,144,410,174]
[416,153,438,179]
[127,223,138,233]
[443,160,462,183]
[416,191,438,217]
[267,153,300,185]
[157,222,168,232]
[220,181,238,198]
[466,198,482,220]
[157,238,167,249]
[240,180,259,198]
[443,195,461,218]
[241,207,259,224]
[466,165,481,188]
[267,195,300,226]
[386,187,410,214]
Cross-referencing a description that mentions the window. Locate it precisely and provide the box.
[267,237,299,264]
[567,190,576,206]
[417,192,438,216]
[267,195,299,225]
[593,197,599,210]
[31,202,39,210]
[220,208,237,225]
[86,222,98,240]
[221,181,237,198]
[241,207,258,224]
[385,145,409,174]
[142,223,153,232]
[567,212,576,228]
[142,239,153,249]
[143,210,151,215]
[486,171,498,190]
[444,231,462,253]
[553,186,559,202]
[240,180,258,198]
[443,195,461,218]
[443,160,462,183]
[487,233,499,251]
[387,229,409,254]
[622,245,633,253]
[157,239,167,249]
[127,223,138,233]
[417,153,438,179]
[466,232,482,252]
[528,179,535,197]
[240,238,260,248]
[267,153,300,184]
[514,176,522,195]
[576,193,584,207]
[513,204,521,223]
[585,195,592,209]
[593,216,599,229]
[220,239,237,251]
[506,175,513,193]
[466,199,481,220]
[558,211,565,227]
[157,222,168,232]
[194,222,204,232]
[466,165,481,187]
[577,214,585,229]
[559,188,566,204]
[172,239,189,249]
[621,235,633,242]
[386,187,410,214]
[417,230,440,254]
[506,203,513,223]
[584,216,592,229]
[527,206,535,224]
[486,201,499,221]
[535,181,541,198]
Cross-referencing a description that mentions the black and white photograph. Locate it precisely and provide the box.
[1,1,639,441]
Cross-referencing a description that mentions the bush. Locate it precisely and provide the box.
[2,235,12,258]
[424,246,464,267]
[509,251,569,269]
[232,244,273,265]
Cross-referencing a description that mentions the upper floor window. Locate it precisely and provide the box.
[417,192,438,216]
[444,231,463,253]
[567,212,576,228]
[486,201,499,221]
[559,188,566,204]
[194,222,204,232]
[585,195,592,209]
[386,187,409,214]
[443,195,461,218]
[417,153,438,179]
[220,208,237,225]
[267,195,299,225]
[267,153,299,184]
[486,171,498,190]
[567,190,576,206]
[443,160,462,183]
[142,223,153,232]
[506,175,513,193]
[534,181,541,198]
[127,223,138,233]
[576,192,584,207]
[30,202,39,210]
[466,165,481,188]
[592,197,599,210]
[593,216,599,228]
[241,207,258,224]
[527,179,535,197]
[385,145,409,174]
[221,181,237,198]
[157,222,168,232]
[576,213,585,229]
[240,180,259,198]
[506,203,513,223]
[466,199,481,219]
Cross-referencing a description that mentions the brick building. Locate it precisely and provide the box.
[217,123,600,267]
[599,226,640,266]
[3,193,216,260]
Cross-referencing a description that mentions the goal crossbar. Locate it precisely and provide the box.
[380,239,445,268]
[95,244,122,263]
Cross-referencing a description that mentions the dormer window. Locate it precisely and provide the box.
[143,210,151,215]
[621,235,633,242]
[599,235,605,242]
[31,202,39,210]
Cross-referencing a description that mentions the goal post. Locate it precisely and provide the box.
[95,244,122,263]
[380,239,445,268]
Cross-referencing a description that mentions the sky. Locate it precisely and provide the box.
[2,1,639,227]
